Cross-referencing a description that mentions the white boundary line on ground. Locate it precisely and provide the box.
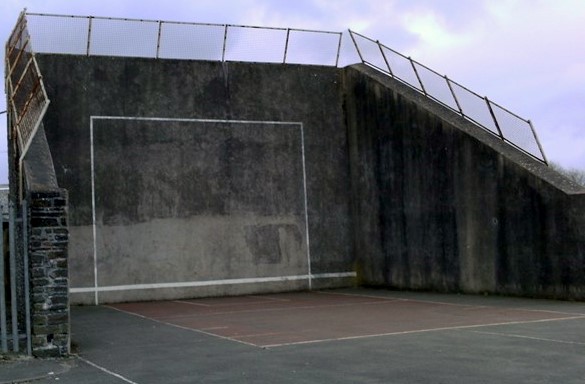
[469,330,585,346]
[261,315,585,348]
[88,116,314,304]
[70,272,356,293]
[76,354,140,384]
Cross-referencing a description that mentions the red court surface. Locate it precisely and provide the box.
[108,290,584,348]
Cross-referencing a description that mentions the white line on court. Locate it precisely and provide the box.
[88,116,316,297]
[132,298,396,320]
[76,354,140,384]
[107,305,259,348]
[469,330,585,346]
[317,291,585,317]
[261,315,585,348]
[70,272,356,293]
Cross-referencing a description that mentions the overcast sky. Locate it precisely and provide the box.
[1,0,584,184]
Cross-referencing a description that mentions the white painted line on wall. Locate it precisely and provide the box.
[69,272,356,294]
[89,116,314,298]
[299,122,312,290]
[89,118,99,305]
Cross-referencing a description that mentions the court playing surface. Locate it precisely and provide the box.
[13,288,581,383]
[108,290,585,349]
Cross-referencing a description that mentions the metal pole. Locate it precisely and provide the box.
[334,32,342,67]
[156,21,162,59]
[377,40,393,76]
[485,97,504,140]
[445,76,463,116]
[348,30,364,63]
[86,17,93,56]
[221,25,228,62]
[22,200,31,355]
[9,202,18,352]
[409,58,426,95]
[283,28,290,64]
[0,205,7,352]
[528,120,549,164]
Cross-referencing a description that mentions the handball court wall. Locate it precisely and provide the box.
[33,55,585,304]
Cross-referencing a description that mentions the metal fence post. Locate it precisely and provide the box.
[9,202,18,352]
[0,205,7,353]
[377,40,393,76]
[156,21,163,59]
[283,28,290,64]
[335,32,342,67]
[221,25,228,62]
[22,200,31,356]
[485,97,504,140]
[445,76,463,116]
[86,16,93,56]
[348,30,364,63]
[528,120,549,164]
[409,58,427,95]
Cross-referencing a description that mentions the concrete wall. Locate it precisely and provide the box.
[344,64,585,300]
[36,56,355,304]
[34,54,585,304]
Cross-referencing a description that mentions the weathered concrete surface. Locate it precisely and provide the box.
[344,64,585,299]
[33,53,585,303]
[37,56,354,303]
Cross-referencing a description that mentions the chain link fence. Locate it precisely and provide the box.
[25,13,344,66]
[5,12,50,161]
[11,12,548,164]
[349,30,547,163]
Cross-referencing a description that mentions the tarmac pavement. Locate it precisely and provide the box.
[1,288,584,383]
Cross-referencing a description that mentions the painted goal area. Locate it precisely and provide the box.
[67,117,352,304]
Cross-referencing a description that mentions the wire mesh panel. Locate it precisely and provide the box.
[224,26,287,63]
[349,32,388,73]
[337,31,361,67]
[380,46,422,92]
[89,17,159,58]
[285,29,340,66]
[413,62,459,110]
[158,22,225,60]
[5,13,50,158]
[26,14,89,55]
[490,103,544,160]
[450,82,499,136]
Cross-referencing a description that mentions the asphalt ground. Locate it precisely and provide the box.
[2,288,585,383]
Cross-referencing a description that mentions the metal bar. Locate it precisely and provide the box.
[485,97,504,140]
[24,12,340,35]
[9,202,18,352]
[86,16,93,56]
[409,58,427,95]
[19,100,50,163]
[221,25,228,62]
[8,38,30,79]
[6,11,27,59]
[155,21,162,59]
[335,32,342,67]
[377,40,393,76]
[15,76,41,128]
[10,56,34,98]
[445,75,463,115]
[528,120,548,164]
[348,30,364,63]
[22,200,31,356]
[283,28,290,64]
[0,204,7,353]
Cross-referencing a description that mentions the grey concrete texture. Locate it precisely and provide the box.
[2,289,585,383]
[36,56,354,303]
[345,65,585,300]
[33,54,585,303]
